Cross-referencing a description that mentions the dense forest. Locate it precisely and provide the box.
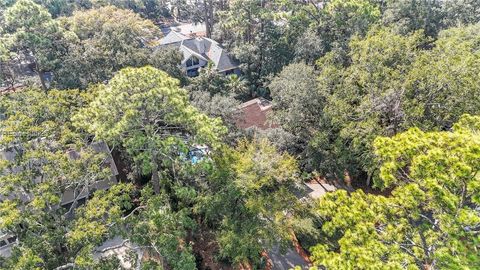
[0,0,480,269]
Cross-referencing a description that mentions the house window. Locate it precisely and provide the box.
[186,68,199,77]
[7,236,16,244]
[186,56,199,67]
[224,69,235,75]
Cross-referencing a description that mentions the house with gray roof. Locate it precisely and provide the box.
[160,22,206,37]
[158,31,240,77]
[0,141,119,258]
[0,141,118,208]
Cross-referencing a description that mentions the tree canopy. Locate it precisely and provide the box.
[1,0,480,269]
[55,6,160,89]
[307,24,480,184]
[74,66,226,194]
[311,114,480,269]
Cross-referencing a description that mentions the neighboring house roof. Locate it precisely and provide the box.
[93,236,143,269]
[295,177,337,203]
[160,22,206,37]
[179,38,210,63]
[0,141,120,259]
[0,141,119,206]
[236,98,277,130]
[206,38,239,72]
[160,31,189,45]
[0,232,15,258]
[86,141,119,177]
[304,181,336,200]
[158,31,239,72]
[62,141,119,205]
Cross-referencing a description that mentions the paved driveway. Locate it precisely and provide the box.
[268,245,310,270]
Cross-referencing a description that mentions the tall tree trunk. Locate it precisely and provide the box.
[32,57,48,92]
[219,0,227,10]
[208,0,214,37]
[366,171,372,187]
[37,70,48,92]
[204,0,212,38]
[151,151,161,195]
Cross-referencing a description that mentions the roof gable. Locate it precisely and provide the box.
[160,31,189,45]
[158,31,239,72]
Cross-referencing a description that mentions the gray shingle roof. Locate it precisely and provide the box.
[160,31,189,45]
[159,31,239,72]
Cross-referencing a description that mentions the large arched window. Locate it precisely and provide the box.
[186,56,199,67]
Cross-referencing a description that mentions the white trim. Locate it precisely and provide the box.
[180,45,208,62]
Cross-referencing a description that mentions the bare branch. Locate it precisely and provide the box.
[54,263,75,270]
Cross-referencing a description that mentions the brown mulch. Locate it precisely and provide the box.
[290,231,312,266]
[191,226,233,270]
